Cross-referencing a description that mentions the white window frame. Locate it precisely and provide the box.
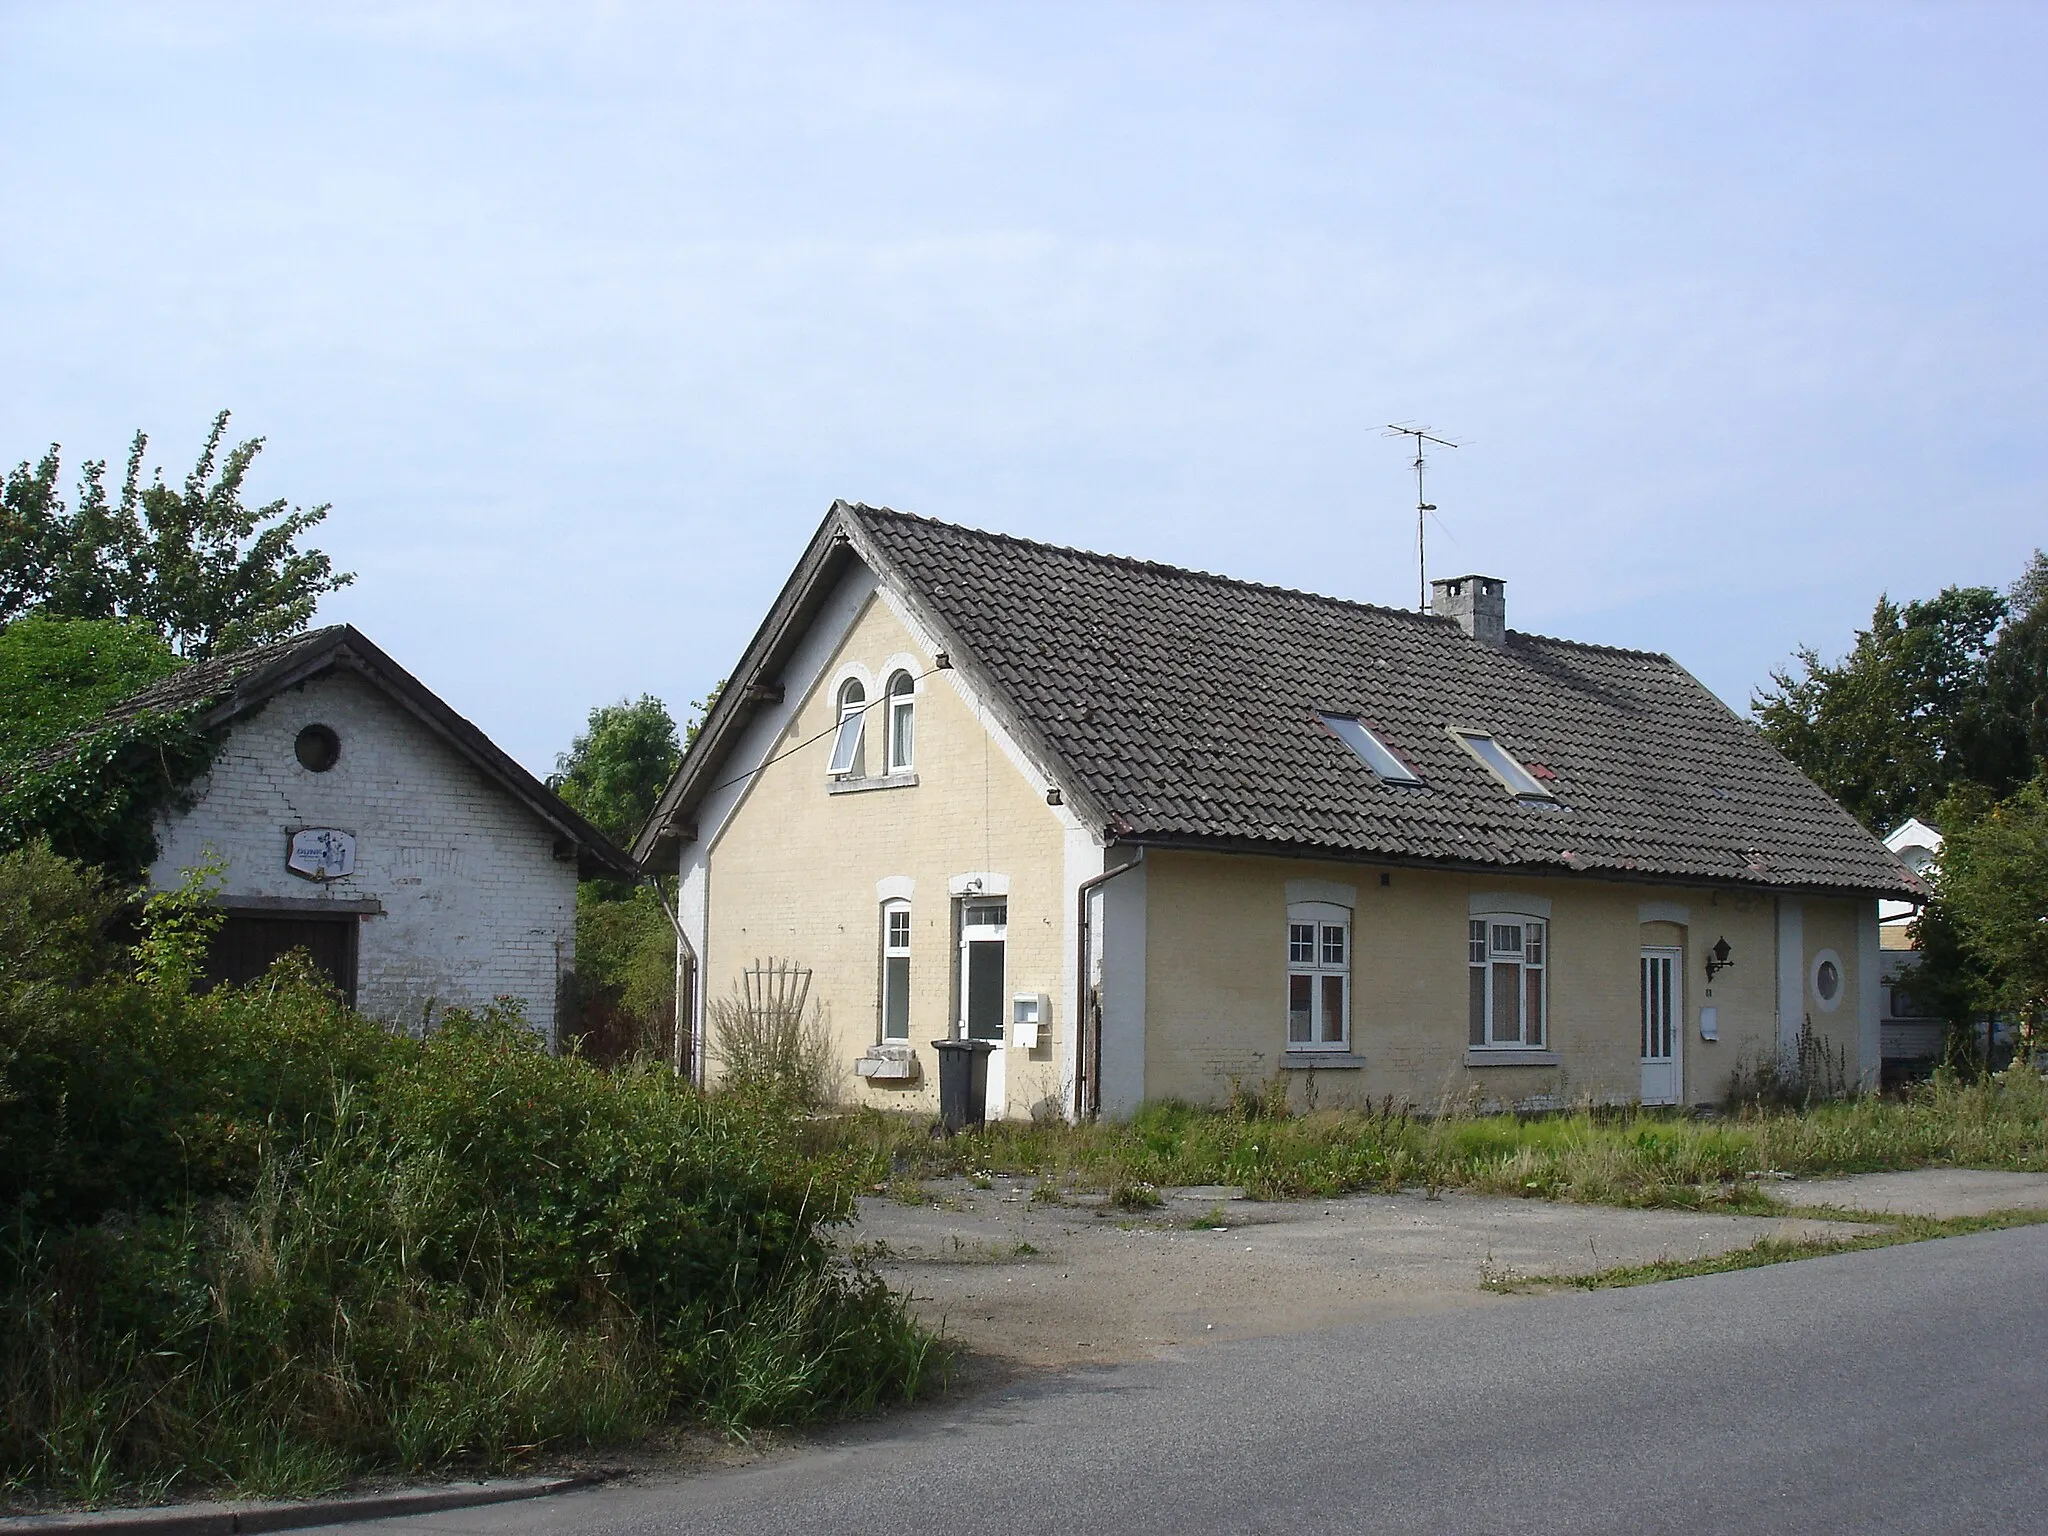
[1469,914,1547,1048]
[1320,714,1423,784]
[880,899,912,1040]
[885,669,916,772]
[1450,729,1554,801]
[1286,900,1351,1052]
[827,678,867,777]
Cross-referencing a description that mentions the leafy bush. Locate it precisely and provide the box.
[0,848,938,1504]
[708,962,837,1108]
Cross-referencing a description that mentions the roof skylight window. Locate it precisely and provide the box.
[1452,730,1554,801]
[1320,714,1422,784]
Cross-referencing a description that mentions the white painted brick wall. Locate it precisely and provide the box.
[150,669,579,1042]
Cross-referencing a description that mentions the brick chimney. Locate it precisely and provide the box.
[1430,574,1506,645]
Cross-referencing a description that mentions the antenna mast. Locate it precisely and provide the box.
[1384,425,1458,610]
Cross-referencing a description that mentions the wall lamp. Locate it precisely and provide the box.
[1704,936,1735,983]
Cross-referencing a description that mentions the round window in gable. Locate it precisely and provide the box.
[1810,949,1844,1012]
[295,724,341,773]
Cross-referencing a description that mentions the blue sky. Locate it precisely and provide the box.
[4,2,2043,774]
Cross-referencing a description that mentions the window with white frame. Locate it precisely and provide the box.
[886,670,916,772]
[1286,901,1351,1051]
[1468,915,1547,1048]
[881,900,911,1040]
[827,678,867,777]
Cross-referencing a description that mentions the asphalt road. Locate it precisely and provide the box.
[347,1226,2048,1535]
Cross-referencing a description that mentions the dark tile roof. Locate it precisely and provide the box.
[19,624,638,880]
[847,506,1918,898]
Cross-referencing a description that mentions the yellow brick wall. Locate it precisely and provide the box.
[704,593,1070,1116]
[1141,849,1797,1110]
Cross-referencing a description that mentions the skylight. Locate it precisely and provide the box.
[1452,730,1554,801]
[1321,715,1422,784]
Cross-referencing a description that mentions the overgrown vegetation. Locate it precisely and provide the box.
[1914,774,2048,1062]
[0,846,939,1507]
[0,615,225,880]
[552,695,681,1063]
[816,1071,2048,1209]
[0,618,183,763]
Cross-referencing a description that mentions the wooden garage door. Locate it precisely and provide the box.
[207,913,359,1005]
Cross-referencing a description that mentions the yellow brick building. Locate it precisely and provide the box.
[637,505,1921,1117]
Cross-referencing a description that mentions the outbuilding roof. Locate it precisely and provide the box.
[642,503,1921,899]
[28,624,639,881]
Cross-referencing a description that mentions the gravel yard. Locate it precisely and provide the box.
[849,1177,1893,1369]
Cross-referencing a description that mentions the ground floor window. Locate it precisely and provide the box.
[1469,916,1545,1048]
[881,899,911,1040]
[1287,901,1350,1050]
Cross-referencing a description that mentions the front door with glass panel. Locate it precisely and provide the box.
[1640,947,1681,1106]
[962,902,1008,1116]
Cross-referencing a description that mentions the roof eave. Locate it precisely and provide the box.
[631,504,866,870]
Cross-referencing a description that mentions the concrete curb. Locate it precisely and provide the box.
[2,1472,609,1535]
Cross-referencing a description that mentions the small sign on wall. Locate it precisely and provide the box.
[287,828,357,882]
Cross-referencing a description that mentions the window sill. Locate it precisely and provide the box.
[829,771,919,796]
[1465,1048,1561,1068]
[1282,1052,1365,1070]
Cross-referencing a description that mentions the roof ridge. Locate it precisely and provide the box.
[847,503,1676,665]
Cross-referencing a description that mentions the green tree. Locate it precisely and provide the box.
[553,695,681,850]
[1755,584,2016,831]
[1988,551,2048,775]
[2,411,351,657]
[1919,776,2048,1061]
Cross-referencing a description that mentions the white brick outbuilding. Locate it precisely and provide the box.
[128,626,636,1043]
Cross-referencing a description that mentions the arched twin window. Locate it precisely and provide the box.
[827,671,915,780]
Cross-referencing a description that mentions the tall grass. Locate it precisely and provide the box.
[817,1069,2048,1209]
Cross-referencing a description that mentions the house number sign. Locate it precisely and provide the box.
[287,828,357,882]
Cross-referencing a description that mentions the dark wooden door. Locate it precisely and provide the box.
[207,914,358,1005]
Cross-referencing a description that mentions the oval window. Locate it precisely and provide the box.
[295,724,341,773]
[1815,959,1840,1002]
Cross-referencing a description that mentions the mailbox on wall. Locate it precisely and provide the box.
[1011,992,1050,1049]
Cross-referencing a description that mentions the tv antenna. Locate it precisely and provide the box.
[1384,425,1458,610]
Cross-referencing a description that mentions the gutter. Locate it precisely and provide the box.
[1072,847,1145,1121]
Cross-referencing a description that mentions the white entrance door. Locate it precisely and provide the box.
[962,901,1009,1118]
[1640,947,1682,1106]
